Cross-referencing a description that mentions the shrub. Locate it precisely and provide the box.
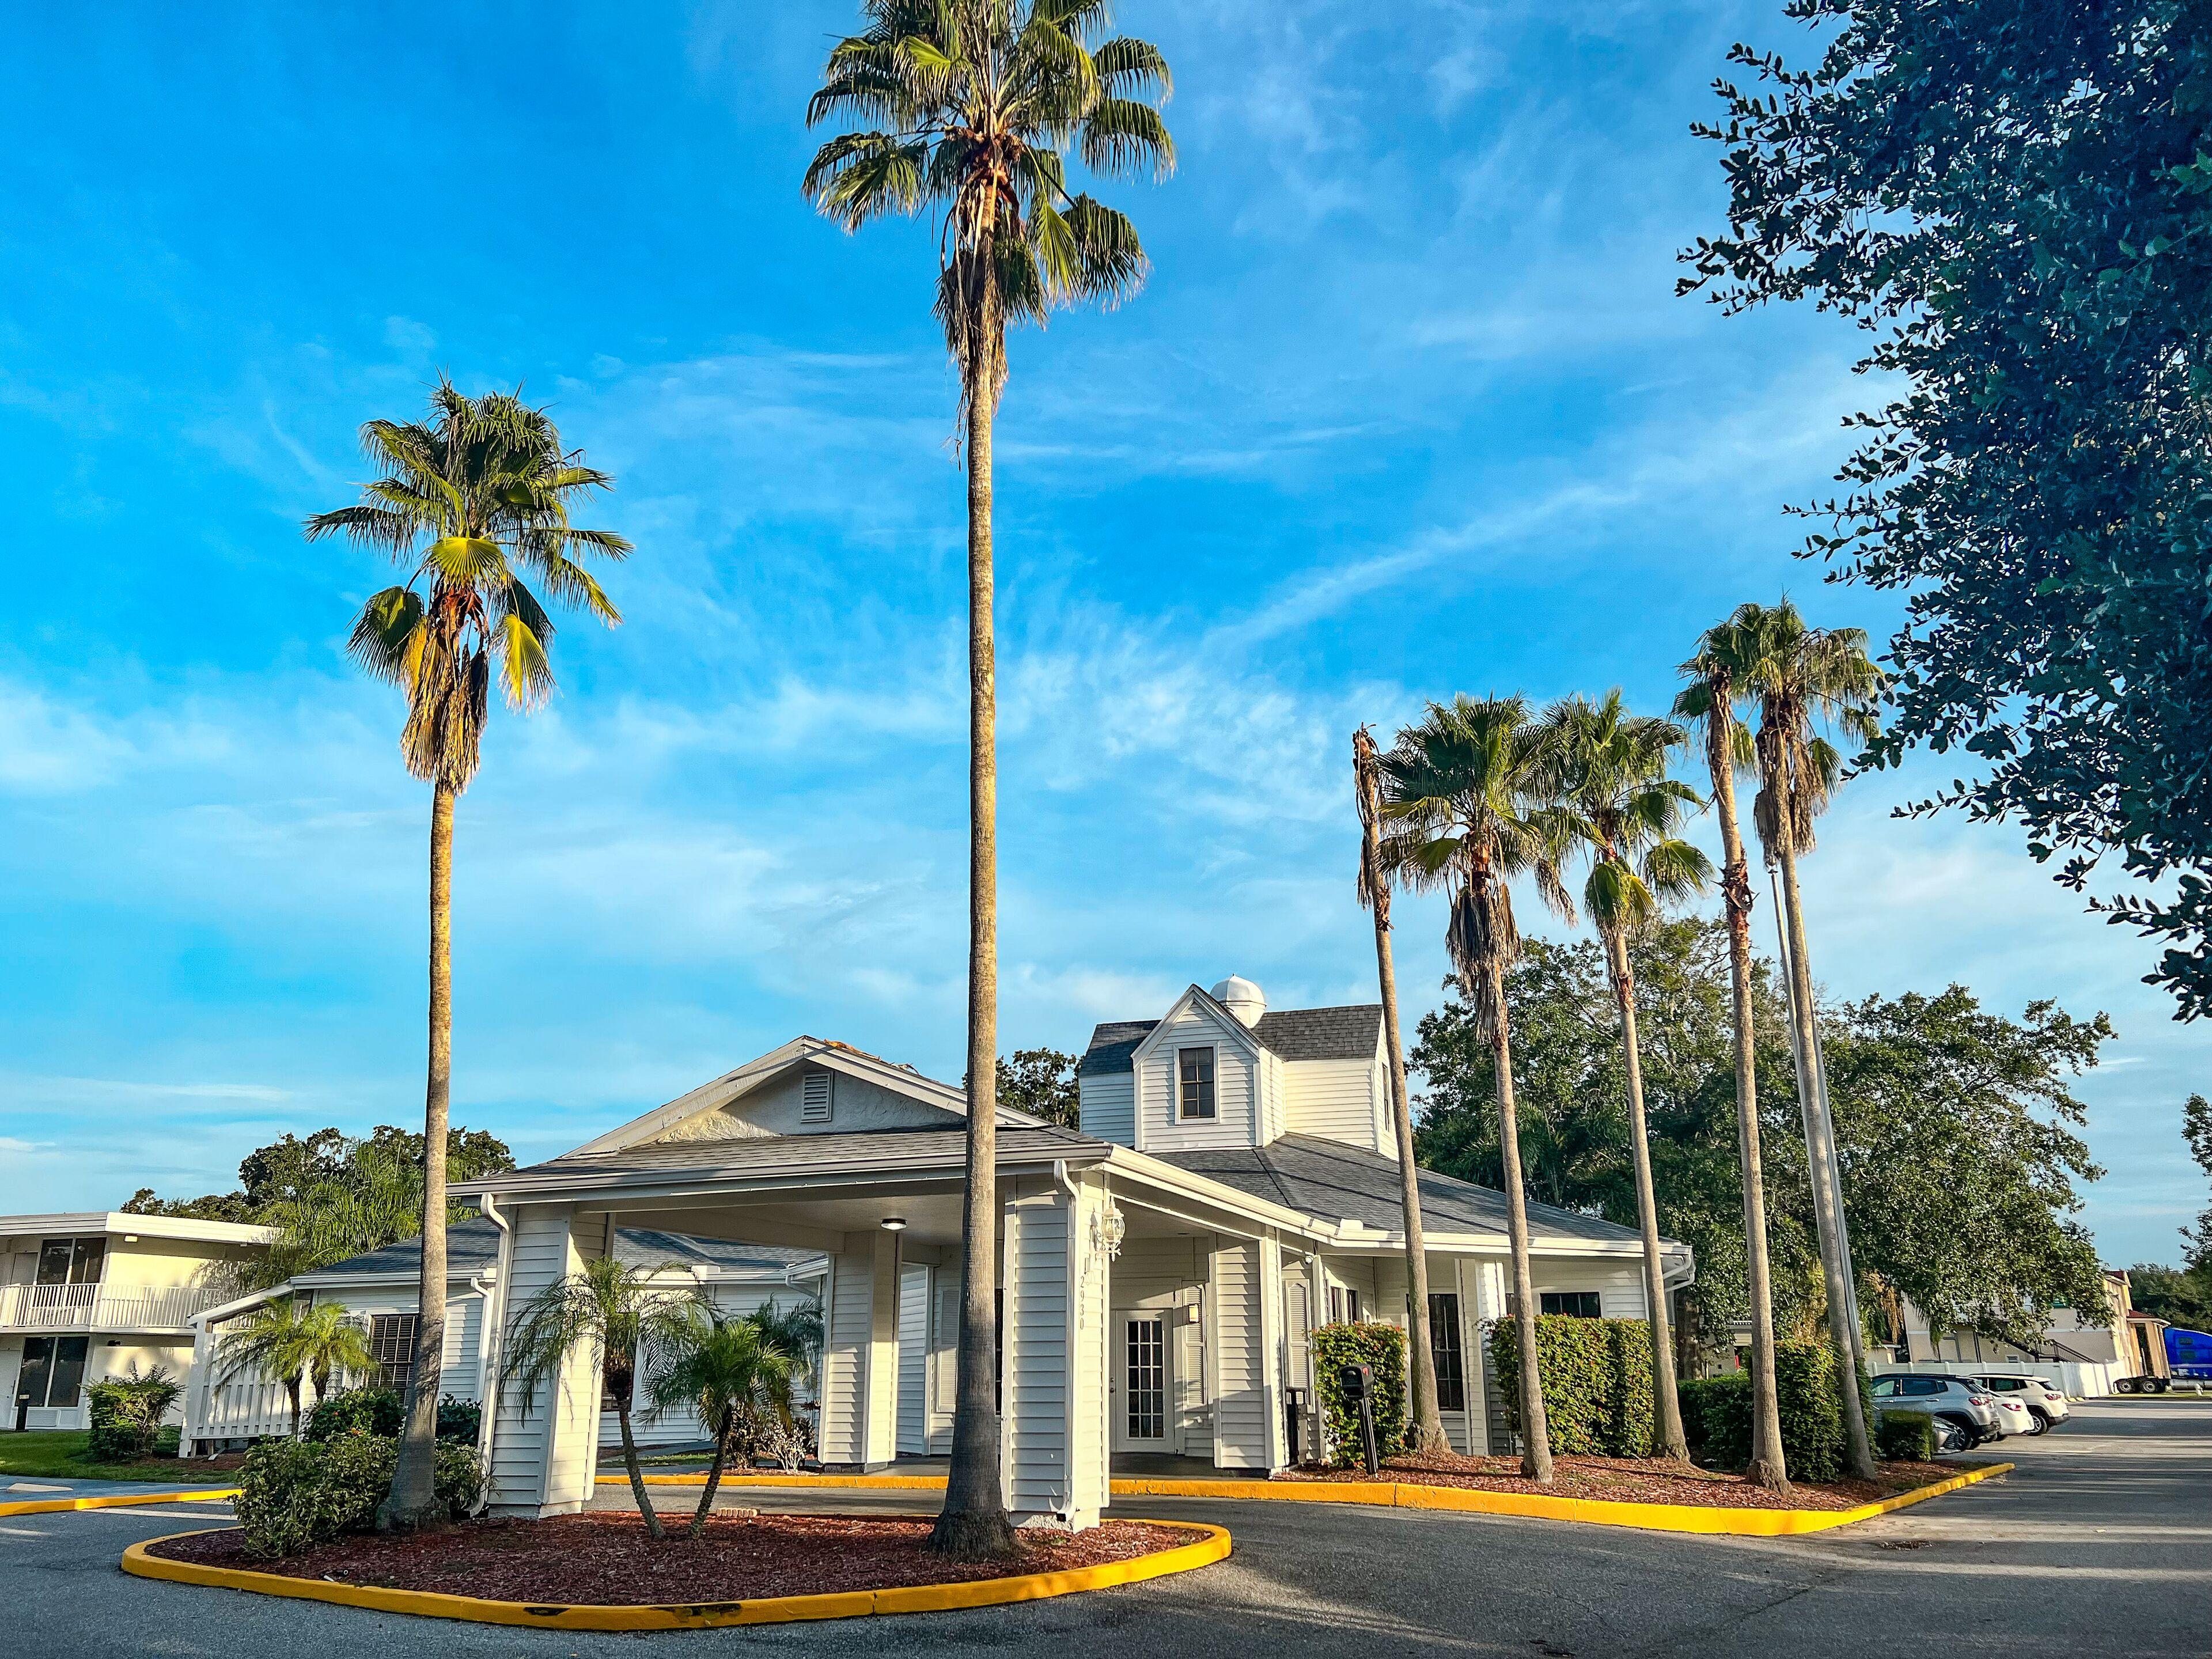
[304,1386,404,1442]
[1677,1340,1861,1481]
[1487,1316,1656,1457]
[1312,1321,1407,1467]
[437,1395,482,1444]
[85,1365,184,1461]
[234,1433,483,1559]
[1676,1374,1743,1457]
[1876,1410,1937,1462]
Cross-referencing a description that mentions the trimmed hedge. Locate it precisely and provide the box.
[1487,1316,1656,1457]
[233,1434,483,1559]
[1312,1321,1407,1467]
[1677,1339,1873,1482]
[1876,1409,1937,1462]
[85,1366,183,1461]
[305,1387,481,1445]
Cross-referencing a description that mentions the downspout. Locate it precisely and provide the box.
[470,1192,513,1513]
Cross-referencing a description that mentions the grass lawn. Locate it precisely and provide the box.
[0,1429,243,1484]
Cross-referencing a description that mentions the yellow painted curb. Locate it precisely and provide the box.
[119,1520,1231,1630]
[604,1463,2009,1536]
[0,1487,240,1518]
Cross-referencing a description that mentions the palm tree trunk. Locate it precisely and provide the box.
[1486,963,1552,1484]
[615,1395,662,1541]
[1706,725,1789,1493]
[691,1409,732,1539]
[1604,929,1688,1461]
[1368,820,1444,1457]
[287,1377,302,1439]
[381,778,453,1531]
[1772,840,1877,1480]
[934,286,1017,1562]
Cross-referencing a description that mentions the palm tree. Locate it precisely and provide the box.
[645,1306,798,1539]
[501,1257,700,1541]
[1676,621,1790,1493]
[215,1300,375,1437]
[804,0,1172,1559]
[1378,696,1575,1483]
[1543,691,1713,1462]
[305,381,630,1529]
[1353,725,1445,1457]
[1734,599,1885,1482]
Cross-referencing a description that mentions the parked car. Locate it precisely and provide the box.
[1871,1373,2005,1447]
[1972,1373,2070,1433]
[1979,1388,2035,1437]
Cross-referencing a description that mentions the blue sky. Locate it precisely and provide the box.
[1,2,2202,1264]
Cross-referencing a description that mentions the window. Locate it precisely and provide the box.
[369,1313,419,1392]
[1539,1291,1603,1319]
[1871,1377,1898,1399]
[35,1237,105,1286]
[1902,1377,1944,1397]
[1327,1286,1362,1324]
[16,1335,90,1410]
[1176,1048,1215,1120]
[1428,1294,1466,1412]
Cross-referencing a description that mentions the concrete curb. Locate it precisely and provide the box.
[119,1518,1232,1630]
[0,1487,241,1518]
[604,1462,2014,1537]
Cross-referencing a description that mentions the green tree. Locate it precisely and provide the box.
[804,0,1172,1560]
[1680,1,2212,1016]
[1545,691,1713,1461]
[2186,1093,2212,1270]
[1354,724,1446,1457]
[1379,695,1574,1484]
[501,1257,701,1541]
[994,1048,1080,1128]
[645,1306,798,1539]
[214,1300,376,1437]
[306,381,628,1531]
[1677,619,1791,1492]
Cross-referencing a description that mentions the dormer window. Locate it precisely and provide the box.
[1177,1048,1215,1120]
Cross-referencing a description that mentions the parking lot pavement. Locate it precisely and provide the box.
[7,1398,2207,1658]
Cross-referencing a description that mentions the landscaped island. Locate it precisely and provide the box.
[1274,1451,1968,1512]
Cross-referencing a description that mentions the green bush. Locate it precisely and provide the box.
[437,1395,482,1444]
[1312,1322,1407,1467]
[234,1434,483,1559]
[1876,1409,1937,1462]
[1487,1316,1656,1457]
[84,1365,184,1461]
[1677,1340,1861,1481]
[304,1386,404,1442]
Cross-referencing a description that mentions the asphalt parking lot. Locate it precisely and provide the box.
[5,1399,2206,1657]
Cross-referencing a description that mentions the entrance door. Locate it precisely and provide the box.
[17,1336,54,1431]
[1116,1315,1170,1452]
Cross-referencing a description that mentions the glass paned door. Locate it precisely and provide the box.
[1124,1316,1166,1442]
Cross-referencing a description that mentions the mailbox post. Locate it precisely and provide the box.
[1339,1362,1380,1475]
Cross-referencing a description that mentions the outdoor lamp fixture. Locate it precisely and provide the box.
[880,1217,907,1232]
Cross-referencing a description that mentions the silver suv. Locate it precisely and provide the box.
[1871,1373,2004,1447]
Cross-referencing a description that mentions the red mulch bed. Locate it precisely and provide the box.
[146,1513,1206,1605]
[1274,1451,1973,1510]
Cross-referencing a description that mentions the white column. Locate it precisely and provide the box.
[863,1226,900,1469]
[817,1241,875,1466]
[487,1203,603,1517]
[1001,1178,1106,1529]
[1207,1236,1271,1470]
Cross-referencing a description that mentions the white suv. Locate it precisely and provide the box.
[1871,1373,2005,1446]
[1973,1373,2070,1434]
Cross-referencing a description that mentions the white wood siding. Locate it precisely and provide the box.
[1281,1057,1381,1152]
[488,1205,601,1514]
[1209,1237,1271,1468]
[897,1263,930,1455]
[1069,1183,1110,1525]
[930,1271,959,1453]
[1137,1002,1257,1152]
[1077,1071,1135,1146]
[1002,1192,1073,1521]
[818,1246,874,1465]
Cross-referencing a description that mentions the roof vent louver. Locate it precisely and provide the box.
[800,1071,834,1124]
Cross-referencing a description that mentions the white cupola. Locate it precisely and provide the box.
[1210,975,1267,1027]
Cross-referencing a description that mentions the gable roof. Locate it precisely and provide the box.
[292,1215,822,1285]
[1150,1133,1652,1247]
[1081,1003,1383,1075]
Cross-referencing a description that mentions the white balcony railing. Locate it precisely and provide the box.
[0,1281,228,1332]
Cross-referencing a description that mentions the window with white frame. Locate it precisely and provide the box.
[1177,1047,1215,1120]
[1539,1291,1603,1319]
[369,1313,419,1391]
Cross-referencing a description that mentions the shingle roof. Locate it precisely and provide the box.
[1152,1134,1650,1246]
[292,1215,822,1283]
[1080,1003,1382,1074]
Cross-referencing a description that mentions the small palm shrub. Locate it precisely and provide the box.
[234,1434,482,1558]
[1312,1322,1408,1466]
[85,1365,184,1461]
[1488,1316,1656,1457]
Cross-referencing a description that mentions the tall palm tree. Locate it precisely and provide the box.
[501,1257,700,1541]
[804,0,1172,1559]
[215,1300,375,1437]
[1676,622,1790,1493]
[1354,725,1445,1456]
[1733,599,1884,1482]
[1378,696,1574,1483]
[645,1306,798,1539]
[1543,691,1713,1462]
[305,381,629,1529]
